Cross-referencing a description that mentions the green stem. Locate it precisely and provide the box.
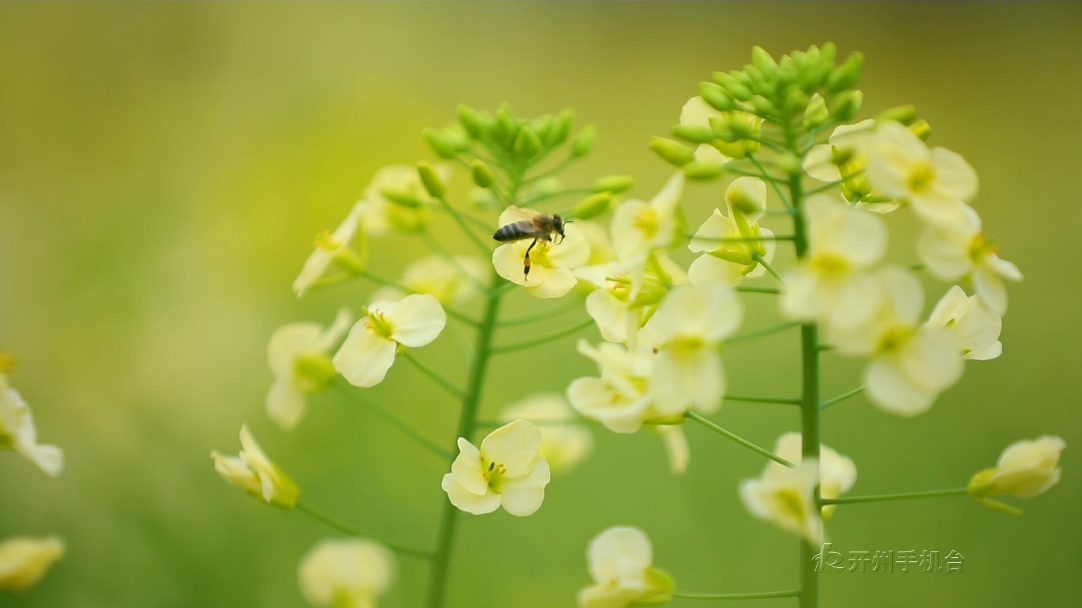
[685,411,793,467]
[296,501,433,560]
[490,317,594,354]
[436,195,492,255]
[329,380,451,461]
[821,487,967,505]
[725,394,802,406]
[736,285,781,295]
[498,298,582,326]
[400,351,467,400]
[521,187,594,206]
[746,152,793,210]
[820,386,864,410]
[753,252,783,281]
[726,321,799,345]
[419,232,489,291]
[426,271,504,608]
[674,589,801,601]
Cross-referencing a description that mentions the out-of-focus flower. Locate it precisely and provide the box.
[299,538,395,608]
[441,420,551,516]
[928,286,1002,360]
[0,536,65,592]
[610,174,685,263]
[333,294,446,388]
[361,164,450,235]
[917,207,1021,315]
[266,309,352,430]
[740,461,823,547]
[768,433,857,519]
[294,202,368,298]
[866,121,978,227]
[211,425,299,508]
[688,177,778,287]
[680,96,762,161]
[500,394,593,474]
[0,364,63,478]
[968,436,1065,499]
[492,207,591,299]
[578,527,675,608]
[567,340,659,433]
[803,120,898,212]
[639,285,743,416]
[656,425,690,475]
[370,255,486,308]
[578,254,685,347]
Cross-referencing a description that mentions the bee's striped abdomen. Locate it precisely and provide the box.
[493,220,535,242]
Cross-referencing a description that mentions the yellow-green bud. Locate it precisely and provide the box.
[909,119,932,141]
[700,82,735,111]
[682,160,724,181]
[820,42,837,70]
[471,160,495,188]
[751,46,778,72]
[417,162,445,198]
[573,192,613,220]
[571,125,597,157]
[649,137,695,167]
[670,124,715,144]
[803,93,829,130]
[751,95,779,117]
[456,104,489,139]
[876,104,918,126]
[513,126,542,158]
[493,102,517,145]
[546,108,575,147]
[827,51,864,93]
[829,90,863,121]
[381,188,424,208]
[593,175,636,194]
[713,71,752,101]
[777,152,802,177]
[423,128,458,159]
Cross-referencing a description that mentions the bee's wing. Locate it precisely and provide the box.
[498,205,540,227]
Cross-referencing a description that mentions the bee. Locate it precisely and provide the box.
[492,207,570,278]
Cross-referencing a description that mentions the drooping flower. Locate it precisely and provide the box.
[567,340,660,433]
[779,195,887,326]
[361,164,450,235]
[739,461,823,547]
[639,285,743,416]
[211,425,299,508]
[266,309,353,430]
[917,207,1021,315]
[293,202,368,298]
[768,433,857,519]
[928,286,1002,360]
[829,267,963,417]
[680,96,762,161]
[688,177,778,287]
[968,436,1065,499]
[441,420,551,516]
[0,536,65,592]
[500,394,593,474]
[369,254,486,308]
[333,294,446,388]
[492,207,591,299]
[0,366,63,478]
[578,527,675,608]
[866,121,978,227]
[298,538,396,608]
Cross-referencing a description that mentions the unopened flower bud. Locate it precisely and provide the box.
[803,94,829,130]
[829,90,863,121]
[751,95,779,118]
[423,128,458,159]
[682,160,724,181]
[784,89,809,115]
[909,119,932,141]
[876,104,918,126]
[417,161,446,198]
[574,192,613,220]
[826,51,864,93]
[777,152,802,177]
[699,82,735,111]
[513,126,543,158]
[713,71,753,101]
[751,46,778,72]
[649,137,695,167]
[571,125,597,157]
[456,104,489,139]
[471,160,495,188]
[546,108,575,147]
[670,124,715,144]
[593,175,636,194]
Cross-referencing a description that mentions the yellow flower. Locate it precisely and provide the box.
[767,433,857,519]
[917,207,1021,315]
[0,536,64,592]
[830,267,963,417]
[739,461,823,547]
[680,96,762,161]
[492,207,591,299]
[211,425,299,508]
[298,538,395,608]
[441,420,551,516]
[688,177,778,287]
[866,121,978,227]
[780,195,887,325]
[333,294,446,388]
[0,373,63,478]
[293,202,368,298]
[639,285,743,416]
[361,164,450,235]
[567,340,658,433]
[266,309,352,430]
[370,254,486,308]
[928,286,1002,360]
[578,527,675,608]
[969,436,1065,499]
[500,394,593,474]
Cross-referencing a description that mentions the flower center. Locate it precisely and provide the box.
[314,230,344,252]
[634,208,660,237]
[292,353,337,392]
[877,325,914,354]
[364,311,395,339]
[670,334,706,357]
[775,488,806,521]
[810,252,851,276]
[907,161,936,193]
[968,232,998,263]
[482,459,508,491]
[0,351,16,375]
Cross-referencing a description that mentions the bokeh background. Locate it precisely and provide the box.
[2,2,1080,607]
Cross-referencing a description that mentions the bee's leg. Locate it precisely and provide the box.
[523,237,539,278]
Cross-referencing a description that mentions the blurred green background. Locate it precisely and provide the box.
[1,2,1080,607]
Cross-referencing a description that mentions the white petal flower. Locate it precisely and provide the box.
[492,207,591,299]
[211,425,299,508]
[779,195,887,324]
[567,340,658,433]
[299,538,395,608]
[656,425,690,475]
[579,255,685,347]
[928,286,1002,360]
[0,536,65,592]
[294,202,368,298]
[500,394,593,474]
[333,294,446,388]
[442,420,551,517]
[640,285,743,415]
[768,433,857,519]
[0,373,64,478]
[969,436,1066,499]
[610,173,684,263]
[361,164,450,235]
[688,179,777,288]
[739,461,823,547]
[578,527,675,608]
[866,121,978,227]
[266,309,352,430]
[401,255,486,307]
